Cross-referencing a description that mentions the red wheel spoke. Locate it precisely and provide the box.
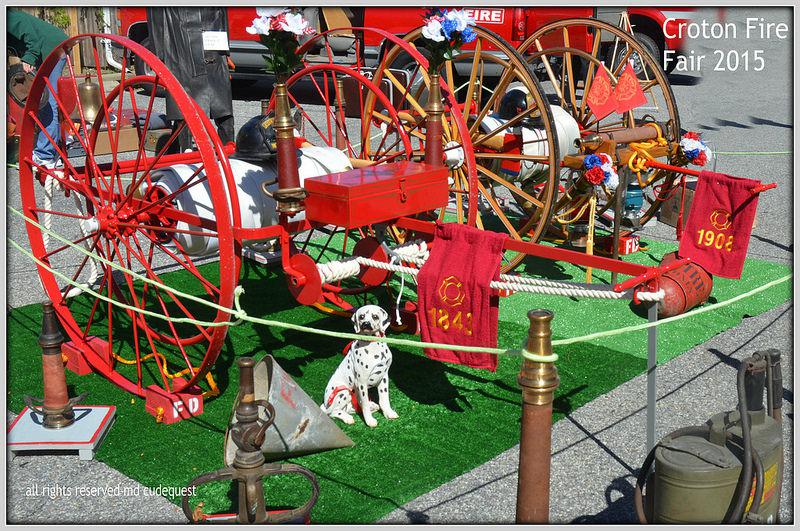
[124,164,206,220]
[123,74,161,201]
[62,55,115,203]
[123,235,213,343]
[288,91,331,146]
[150,285,198,379]
[27,156,98,205]
[117,222,217,239]
[118,117,186,210]
[40,230,99,260]
[58,234,102,303]
[105,44,131,198]
[89,36,122,195]
[31,207,92,221]
[138,229,221,297]
[331,70,354,157]
[82,260,111,339]
[113,239,172,389]
[120,237,176,389]
[25,108,101,209]
[125,196,218,231]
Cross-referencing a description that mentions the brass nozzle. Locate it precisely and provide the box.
[518,309,559,406]
[426,72,445,116]
[526,309,553,358]
[273,83,295,139]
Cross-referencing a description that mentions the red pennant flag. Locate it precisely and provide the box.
[614,62,648,113]
[585,67,618,120]
[677,170,760,279]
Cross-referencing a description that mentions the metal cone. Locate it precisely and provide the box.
[224,355,354,465]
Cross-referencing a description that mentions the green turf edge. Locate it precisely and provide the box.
[6,241,791,523]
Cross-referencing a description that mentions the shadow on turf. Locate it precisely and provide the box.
[391,353,521,412]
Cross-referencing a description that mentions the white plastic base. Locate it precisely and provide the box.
[7,405,116,461]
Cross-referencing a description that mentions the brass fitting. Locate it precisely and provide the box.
[517,310,560,406]
[575,133,603,153]
[272,82,307,215]
[424,72,445,166]
[273,83,295,138]
[426,72,445,116]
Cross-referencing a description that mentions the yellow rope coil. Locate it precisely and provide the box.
[627,122,668,187]
[552,196,592,225]
[110,350,219,398]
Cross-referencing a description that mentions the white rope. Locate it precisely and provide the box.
[316,240,664,302]
[39,170,100,299]
[316,257,362,284]
[72,190,100,291]
[41,174,55,249]
[383,239,429,266]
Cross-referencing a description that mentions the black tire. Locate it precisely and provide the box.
[133,36,166,97]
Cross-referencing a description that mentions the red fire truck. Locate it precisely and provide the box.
[116,7,694,78]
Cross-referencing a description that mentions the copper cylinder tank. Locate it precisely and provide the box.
[658,252,713,318]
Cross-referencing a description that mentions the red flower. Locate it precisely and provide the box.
[694,150,708,166]
[683,131,700,141]
[270,13,287,31]
[585,166,606,185]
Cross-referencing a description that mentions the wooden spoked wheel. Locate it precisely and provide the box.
[377,25,560,273]
[267,61,417,314]
[18,35,239,396]
[518,18,683,231]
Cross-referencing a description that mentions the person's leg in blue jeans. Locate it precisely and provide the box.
[33,54,67,166]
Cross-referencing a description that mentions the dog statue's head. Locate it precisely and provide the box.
[351,305,390,337]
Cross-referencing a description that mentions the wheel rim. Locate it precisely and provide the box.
[380,25,560,273]
[18,34,237,396]
[518,18,682,230]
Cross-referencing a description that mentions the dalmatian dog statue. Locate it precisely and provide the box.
[321,305,398,427]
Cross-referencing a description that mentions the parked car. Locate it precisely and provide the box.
[115,6,694,79]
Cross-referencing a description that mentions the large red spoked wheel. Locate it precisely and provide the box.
[18,35,239,396]
[267,61,417,314]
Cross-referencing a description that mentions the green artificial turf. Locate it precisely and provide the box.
[7,240,790,523]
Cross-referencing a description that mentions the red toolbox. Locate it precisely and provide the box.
[304,161,449,229]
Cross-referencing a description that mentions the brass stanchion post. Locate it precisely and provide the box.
[424,72,444,166]
[516,309,560,523]
[273,79,306,215]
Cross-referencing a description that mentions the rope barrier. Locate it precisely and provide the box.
[8,205,790,358]
[713,150,791,156]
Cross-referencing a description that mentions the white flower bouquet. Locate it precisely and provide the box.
[420,9,477,74]
[246,8,315,78]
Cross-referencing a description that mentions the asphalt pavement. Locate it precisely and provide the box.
[5,6,793,524]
